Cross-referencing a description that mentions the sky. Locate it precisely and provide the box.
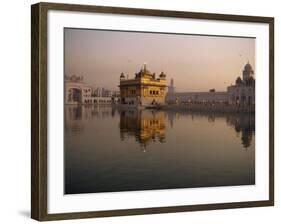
[64,28,255,92]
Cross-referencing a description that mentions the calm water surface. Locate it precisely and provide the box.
[64,105,255,194]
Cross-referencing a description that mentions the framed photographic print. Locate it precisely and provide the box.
[31,2,274,221]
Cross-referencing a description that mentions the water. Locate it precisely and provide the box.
[64,105,255,194]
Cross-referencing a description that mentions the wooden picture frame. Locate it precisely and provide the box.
[31,2,274,221]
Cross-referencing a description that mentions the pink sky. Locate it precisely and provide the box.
[64,28,255,92]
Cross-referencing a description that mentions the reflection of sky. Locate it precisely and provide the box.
[65,105,255,149]
[64,106,255,194]
[65,28,255,92]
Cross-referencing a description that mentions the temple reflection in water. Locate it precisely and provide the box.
[65,105,254,150]
[65,105,255,194]
[226,114,255,149]
[120,109,166,150]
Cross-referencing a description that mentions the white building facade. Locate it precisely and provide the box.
[65,75,119,105]
[227,63,255,105]
[65,75,93,104]
[168,63,255,105]
[176,91,229,104]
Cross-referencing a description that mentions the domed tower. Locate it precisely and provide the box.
[243,62,254,81]
[120,72,125,80]
[159,71,166,80]
[236,76,243,85]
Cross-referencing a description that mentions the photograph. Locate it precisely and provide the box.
[64,28,256,194]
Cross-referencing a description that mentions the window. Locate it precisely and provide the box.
[130,89,136,95]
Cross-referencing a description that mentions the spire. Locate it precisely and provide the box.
[120,72,125,79]
[170,78,174,86]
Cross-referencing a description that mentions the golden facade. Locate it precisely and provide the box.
[119,64,167,106]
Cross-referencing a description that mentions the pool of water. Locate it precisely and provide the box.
[64,105,255,194]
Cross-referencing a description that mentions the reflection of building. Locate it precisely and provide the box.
[226,113,255,148]
[120,109,166,149]
[166,110,255,149]
[169,63,255,105]
[65,104,254,150]
[119,64,167,106]
[64,105,116,135]
[65,75,119,104]
[64,105,84,135]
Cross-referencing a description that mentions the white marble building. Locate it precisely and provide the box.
[65,75,118,104]
[65,75,93,104]
[227,63,255,105]
[176,91,229,104]
[167,62,255,105]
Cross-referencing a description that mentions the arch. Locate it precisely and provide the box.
[67,87,82,103]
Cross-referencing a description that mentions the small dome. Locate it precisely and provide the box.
[120,72,125,79]
[244,63,253,72]
[248,76,254,81]
[236,76,243,85]
[159,71,166,78]
[246,76,255,86]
